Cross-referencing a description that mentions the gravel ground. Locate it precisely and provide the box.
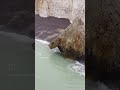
[35,15,70,42]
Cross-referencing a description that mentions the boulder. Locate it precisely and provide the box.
[86,0,120,79]
[49,17,85,60]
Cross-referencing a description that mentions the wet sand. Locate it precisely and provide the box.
[35,15,71,42]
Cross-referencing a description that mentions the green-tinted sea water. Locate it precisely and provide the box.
[35,40,85,90]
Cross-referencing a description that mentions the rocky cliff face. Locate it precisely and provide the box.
[35,0,85,23]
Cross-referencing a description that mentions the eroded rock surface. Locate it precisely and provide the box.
[35,0,85,23]
[86,0,120,81]
[49,17,85,60]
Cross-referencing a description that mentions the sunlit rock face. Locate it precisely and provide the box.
[49,17,85,60]
[35,0,85,23]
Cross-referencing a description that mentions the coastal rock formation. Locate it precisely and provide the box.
[86,0,120,79]
[49,17,85,60]
[35,0,85,23]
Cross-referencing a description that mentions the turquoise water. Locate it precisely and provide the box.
[35,40,85,90]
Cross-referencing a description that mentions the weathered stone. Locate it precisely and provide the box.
[86,0,120,79]
[35,0,85,23]
[49,17,85,60]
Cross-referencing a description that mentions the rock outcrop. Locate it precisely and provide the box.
[35,0,85,23]
[86,0,120,79]
[49,17,85,60]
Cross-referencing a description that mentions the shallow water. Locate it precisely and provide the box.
[35,40,85,90]
[0,31,34,90]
